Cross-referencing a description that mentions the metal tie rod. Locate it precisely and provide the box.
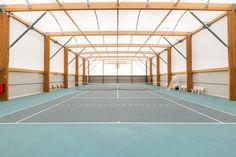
[134,47,158,68]
[162,36,186,59]
[189,11,228,48]
[149,47,167,65]
[50,36,73,60]
[139,52,158,68]
[10,12,47,48]
[159,55,167,65]
[135,60,146,72]
[68,57,76,65]
[68,48,85,65]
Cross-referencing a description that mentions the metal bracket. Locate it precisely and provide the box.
[189,11,228,48]
[146,0,150,7]
[87,1,90,8]
[52,40,59,44]
[162,36,186,59]
[232,4,236,12]
[178,39,184,44]
[0,5,5,12]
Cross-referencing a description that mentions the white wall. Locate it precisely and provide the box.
[171,40,186,73]
[50,41,64,73]
[192,17,229,98]
[68,52,75,74]
[10,18,44,70]
[90,61,103,76]
[132,60,145,76]
[192,16,228,70]
[152,56,157,75]
[79,57,83,75]
[160,51,167,74]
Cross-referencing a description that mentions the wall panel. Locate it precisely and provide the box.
[160,51,167,74]
[68,52,75,75]
[50,41,64,73]
[68,74,75,88]
[9,72,43,98]
[50,74,64,87]
[160,75,168,87]
[171,40,186,73]
[192,17,228,70]
[193,71,228,98]
[10,18,44,70]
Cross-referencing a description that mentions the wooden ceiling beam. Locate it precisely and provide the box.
[47,31,189,37]
[80,51,154,55]
[3,2,232,12]
[68,44,169,48]
[85,56,149,59]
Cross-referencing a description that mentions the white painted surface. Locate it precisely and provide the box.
[152,56,157,75]
[171,40,186,72]
[79,57,83,75]
[192,17,228,70]
[9,18,44,70]
[160,51,167,74]
[68,52,75,74]
[50,41,64,73]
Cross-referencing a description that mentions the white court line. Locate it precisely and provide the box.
[0,83,100,119]
[0,91,78,119]
[116,84,119,98]
[137,83,236,118]
[1,122,236,125]
[146,90,223,123]
[15,90,90,123]
[154,90,236,117]
[133,84,222,123]
[74,97,161,99]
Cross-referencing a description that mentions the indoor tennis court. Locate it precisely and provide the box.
[1,83,236,123]
[1,0,236,157]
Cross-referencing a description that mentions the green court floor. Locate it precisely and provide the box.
[0,124,236,157]
[0,83,236,157]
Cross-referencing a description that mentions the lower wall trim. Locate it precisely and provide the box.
[10,92,43,100]
[205,93,229,99]
[9,68,44,74]
[192,67,228,73]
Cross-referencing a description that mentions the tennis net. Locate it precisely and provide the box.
[75,83,161,91]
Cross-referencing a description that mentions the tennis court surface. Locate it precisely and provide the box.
[0,83,236,157]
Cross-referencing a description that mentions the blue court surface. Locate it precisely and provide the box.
[0,83,236,157]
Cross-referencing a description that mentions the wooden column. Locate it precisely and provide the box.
[0,13,9,100]
[102,60,104,83]
[228,11,236,101]
[87,60,90,83]
[82,58,86,83]
[131,61,133,83]
[44,36,50,92]
[116,62,119,83]
[149,59,153,83]
[156,54,160,86]
[64,48,68,88]
[145,60,148,83]
[75,54,79,86]
[167,47,172,86]
[186,35,193,92]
